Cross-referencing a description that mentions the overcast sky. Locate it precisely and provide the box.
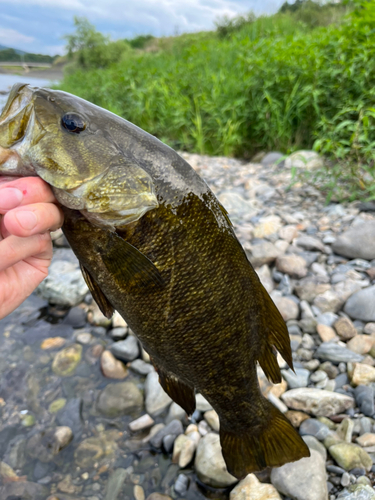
[0,0,290,55]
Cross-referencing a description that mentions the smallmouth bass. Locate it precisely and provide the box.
[0,83,309,478]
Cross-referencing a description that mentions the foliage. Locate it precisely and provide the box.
[57,1,375,200]
[126,35,154,49]
[0,48,57,63]
[64,17,130,70]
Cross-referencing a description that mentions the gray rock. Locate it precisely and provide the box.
[145,371,172,416]
[344,286,375,322]
[261,151,285,167]
[281,388,354,416]
[97,382,143,417]
[174,474,190,496]
[296,235,325,253]
[150,419,183,448]
[315,342,364,363]
[272,294,299,321]
[111,336,140,362]
[332,221,375,260]
[37,251,88,306]
[104,468,128,500]
[56,398,83,438]
[302,435,327,461]
[299,419,331,440]
[129,359,155,375]
[165,402,187,424]
[218,191,256,223]
[271,449,328,500]
[248,241,281,267]
[281,368,310,389]
[354,385,375,417]
[316,312,339,327]
[194,433,237,487]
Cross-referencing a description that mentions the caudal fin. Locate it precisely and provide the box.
[220,399,310,478]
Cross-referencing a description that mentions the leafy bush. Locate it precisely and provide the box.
[57,1,375,200]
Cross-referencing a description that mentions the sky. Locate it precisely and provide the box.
[0,0,290,55]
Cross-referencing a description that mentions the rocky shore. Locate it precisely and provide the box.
[0,150,374,500]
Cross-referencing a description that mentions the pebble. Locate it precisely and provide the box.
[315,342,364,363]
[100,350,128,379]
[349,363,375,386]
[285,150,323,170]
[103,468,127,500]
[317,324,337,342]
[195,393,213,412]
[149,419,183,448]
[270,450,328,500]
[129,414,155,432]
[111,335,140,361]
[276,254,308,278]
[272,295,299,321]
[97,382,143,417]
[76,332,92,344]
[129,358,155,375]
[194,433,237,487]
[41,337,66,350]
[329,442,373,472]
[334,317,358,341]
[281,388,354,416]
[356,433,375,447]
[145,371,172,416]
[230,473,281,500]
[52,344,82,377]
[173,434,196,467]
[299,418,331,440]
[332,221,375,260]
[302,435,327,460]
[354,385,375,416]
[281,368,310,388]
[344,286,375,321]
[347,335,375,355]
[204,409,220,431]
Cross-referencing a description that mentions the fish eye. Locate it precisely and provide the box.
[61,113,86,134]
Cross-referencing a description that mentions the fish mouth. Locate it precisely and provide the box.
[0,83,39,177]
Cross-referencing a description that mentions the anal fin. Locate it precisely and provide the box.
[257,284,294,382]
[151,360,196,416]
[80,263,115,319]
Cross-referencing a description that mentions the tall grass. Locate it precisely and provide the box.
[57,1,375,200]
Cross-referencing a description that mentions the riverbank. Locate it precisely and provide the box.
[0,65,64,81]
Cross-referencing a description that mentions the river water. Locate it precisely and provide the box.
[0,73,55,111]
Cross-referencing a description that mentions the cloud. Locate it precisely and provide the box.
[0,0,286,55]
[0,27,34,45]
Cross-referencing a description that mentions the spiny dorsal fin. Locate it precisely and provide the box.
[102,233,164,289]
[151,359,196,416]
[80,263,115,319]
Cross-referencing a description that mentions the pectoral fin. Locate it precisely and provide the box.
[80,264,115,319]
[102,233,164,289]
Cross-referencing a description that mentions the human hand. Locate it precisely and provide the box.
[0,177,64,320]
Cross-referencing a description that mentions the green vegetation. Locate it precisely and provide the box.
[0,47,57,63]
[57,1,375,200]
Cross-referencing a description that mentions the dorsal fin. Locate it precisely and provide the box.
[80,263,115,319]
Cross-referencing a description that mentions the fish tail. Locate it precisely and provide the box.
[220,398,310,479]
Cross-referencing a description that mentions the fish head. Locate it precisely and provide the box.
[0,83,158,229]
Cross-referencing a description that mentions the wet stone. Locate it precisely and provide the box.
[62,306,87,328]
[111,335,140,361]
[97,382,143,417]
[52,344,82,377]
[145,371,172,416]
[100,350,128,379]
[104,468,127,500]
[129,359,155,376]
[149,419,183,448]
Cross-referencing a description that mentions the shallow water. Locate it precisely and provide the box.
[0,73,55,111]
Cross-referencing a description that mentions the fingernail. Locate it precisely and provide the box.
[0,188,23,210]
[15,211,38,230]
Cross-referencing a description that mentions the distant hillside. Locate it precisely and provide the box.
[0,46,58,63]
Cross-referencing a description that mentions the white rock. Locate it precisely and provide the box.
[230,473,281,500]
[281,388,354,416]
[194,433,237,488]
[285,150,324,171]
[129,414,154,432]
[196,393,213,412]
[145,371,172,416]
[271,450,328,500]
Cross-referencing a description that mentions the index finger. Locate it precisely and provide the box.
[0,177,56,210]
